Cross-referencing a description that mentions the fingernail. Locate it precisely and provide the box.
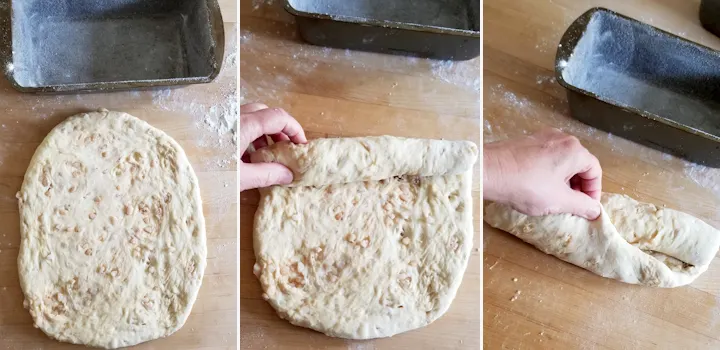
[279,169,293,184]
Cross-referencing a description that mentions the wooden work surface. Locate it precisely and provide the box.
[239,0,481,348]
[484,0,720,349]
[0,1,237,348]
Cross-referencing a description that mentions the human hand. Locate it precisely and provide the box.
[239,103,307,191]
[483,128,602,220]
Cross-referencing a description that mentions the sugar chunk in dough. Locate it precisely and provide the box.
[484,193,720,287]
[253,136,477,339]
[17,110,206,348]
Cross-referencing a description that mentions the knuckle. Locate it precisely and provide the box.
[562,135,580,146]
[526,207,545,217]
[271,107,288,117]
[557,136,581,152]
[241,117,263,140]
[261,108,290,126]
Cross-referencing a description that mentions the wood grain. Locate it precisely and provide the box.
[239,0,481,349]
[484,0,720,348]
[0,6,237,350]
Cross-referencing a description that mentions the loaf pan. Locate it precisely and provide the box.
[556,8,720,167]
[284,0,480,60]
[701,0,720,37]
[2,0,225,93]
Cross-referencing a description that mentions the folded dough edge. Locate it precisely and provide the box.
[484,193,720,288]
[251,136,479,187]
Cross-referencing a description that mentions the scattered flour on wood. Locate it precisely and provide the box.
[430,59,481,92]
[152,28,238,170]
[240,31,253,45]
[252,0,275,11]
[346,341,376,350]
[240,327,267,346]
[711,293,720,327]
[534,37,553,53]
[152,87,237,169]
[684,163,720,198]
[536,75,556,86]
[485,83,678,164]
[240,8,480,97]
[226,35,238,70]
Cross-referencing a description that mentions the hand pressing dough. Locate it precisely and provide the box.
[253,136,478,339]
[17,110,207,348]
[484,193,720,287]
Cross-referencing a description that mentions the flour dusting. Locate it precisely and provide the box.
[484,83,687,165]
[712,293,720,327]
[151,28,238,170]
[346,341,376,350]
[430,59,481,92]
[225,35,238,70]
[536,75,556,86]
[152,86,237,169]
[684,163,720,198]
[239,327,266,345]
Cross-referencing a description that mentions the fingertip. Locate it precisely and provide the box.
[277,166,294,184]
[586,204,601,220]
[564,189,602,220]
[287,128,308,144]
[241,163,294,190]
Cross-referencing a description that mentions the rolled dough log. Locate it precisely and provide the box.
[251,136,478,187]
[484,193,720,287]
[253,136,478,339]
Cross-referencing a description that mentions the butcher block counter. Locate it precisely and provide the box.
[484,0,720,348]
[0,1,237,348]
[239,0,481,348]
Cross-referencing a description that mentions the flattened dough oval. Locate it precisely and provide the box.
[253,136,476,339]
[17,110,207,348]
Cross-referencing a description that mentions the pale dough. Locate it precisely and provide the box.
[253,136,478,339]
[17,110,207,348]
[484,193,720,287]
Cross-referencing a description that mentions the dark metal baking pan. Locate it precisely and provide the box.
[2,0,225,93]
[556,7,720,167]
[284,0,480,60]
[700,0,720,37]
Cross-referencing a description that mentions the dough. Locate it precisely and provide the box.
[252,136,478,339]
[17,110,207,348]
[484,193,720,287]
[251,136,479,187]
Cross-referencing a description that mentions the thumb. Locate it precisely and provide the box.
[240,162,294,191]
[559,188,602,220]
